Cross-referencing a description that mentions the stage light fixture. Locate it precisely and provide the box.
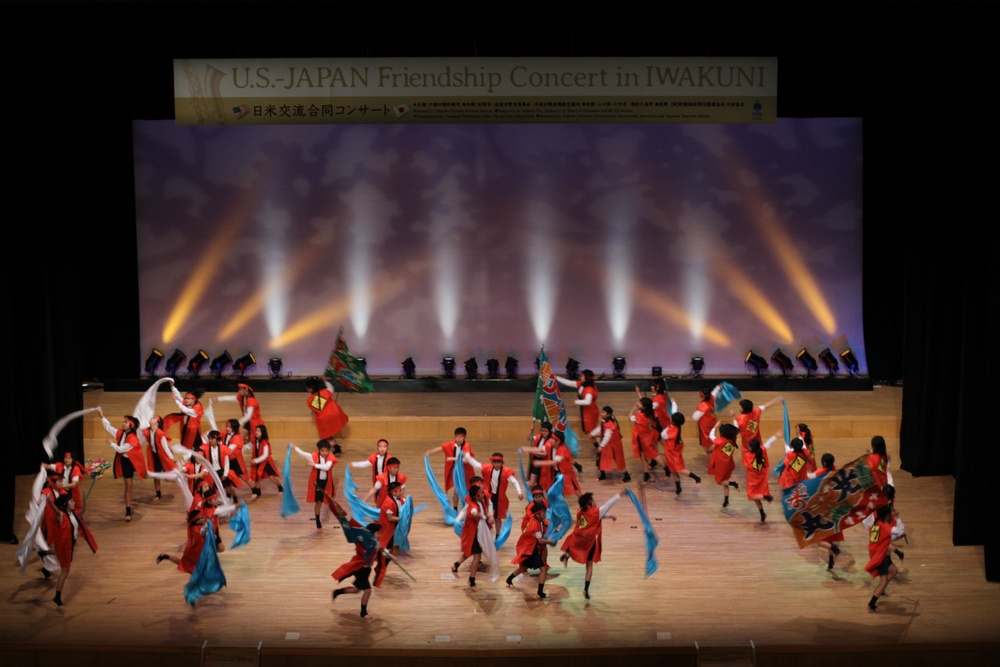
[818,348,839,376]
[651,366,663,378]
[840,348,859,375]
[690,356,705,378]
[745,351,769,377]
[796,348,818,378]
[486,358,500,379]
[612,356,627,379]
[144,348,164,376]
[566,358,580,379]
[186,349,209,377]
[164,349,186,376]
[233,352,256,378]
[505,356,519,379]
[464,357,479,380]
[268,357,283,380]
[771,349,794,376]
[210,351,232,379]
[441,356,456,379]
[401,357,416,380]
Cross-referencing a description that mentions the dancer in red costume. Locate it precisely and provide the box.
[660,412,701,494]
[306,376,349,453]
[524,421,558,490]
[294,440,337,528]
[730,396,783,454]
[593,406,630,482]
[743,437,774,522]
[809,453,844,569]
[378,481,403,552]
[350,438,390,485]
[248,424,283,498]
[481,452,523,525]
[532,431,582,498]
[692,384,722,452]
[42,450,86,514]
[867,435,894,490]
[504,501,553,598]
[143,415,175,502]
[557,369,599,435]
[778,436,810,491]
[864,503,898,612]
[450,483,494,591]
[223,419,252,489]
[558,489,625,599]
[363,457,409,507]
[331,522,385,620]
[707,423,741,508]
[164,383,205,450]
[42,493,96,607]
[99,408,147,522]
[425,427,480,503]
[157,486,221,573]
[629,397,662,483]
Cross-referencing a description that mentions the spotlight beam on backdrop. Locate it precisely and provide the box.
[268,265,413,349]
[526,203,557,344]
[218,226,330,341]
[712,259,794,344]
[721,149,839,335]
[631,281,731,348]
[162,197,249,343]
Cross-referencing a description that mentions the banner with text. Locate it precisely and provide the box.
[174,57,777,125]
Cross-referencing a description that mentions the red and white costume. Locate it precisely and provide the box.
[308,381,349,440]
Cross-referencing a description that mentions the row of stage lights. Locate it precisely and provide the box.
[145,349,280,380]
[745,347,860,378]
[416,349,857,380]
[145,347,857,381]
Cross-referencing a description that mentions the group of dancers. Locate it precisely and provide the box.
[23,370,906,615]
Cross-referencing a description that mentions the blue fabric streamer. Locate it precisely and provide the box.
[495,512,513,549]
[625,487,660,577]
[280,444,300,517]
[395,496,427,552]
[517,450,529,491]
[452,451,467,497]
[424,455,458,525]
[544,474,573,542]
[336,515,380,561]
[343,466,380,523]
[228,500,251,549]
[715,382,742,413]
[782,400,792,447]
[184,523,227,605]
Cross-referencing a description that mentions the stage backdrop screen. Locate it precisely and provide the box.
[134,119,863,377]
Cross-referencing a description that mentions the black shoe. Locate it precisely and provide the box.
[729,481,740,490]
[894,548,905,561]
[573,462,583,473]
[643,472,651,482]
[156,553,170,564]
[828,555,835,570]
[40,568,51,580]
[760,510,767,523]
[598,471,606,481]
[722,497,729,508]
[831,544,841,556]
[648,460,657,468]
[622,472,631,482]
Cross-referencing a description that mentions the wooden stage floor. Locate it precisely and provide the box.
[3,386,998,665]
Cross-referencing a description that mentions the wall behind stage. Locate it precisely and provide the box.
[134,118,863,377]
